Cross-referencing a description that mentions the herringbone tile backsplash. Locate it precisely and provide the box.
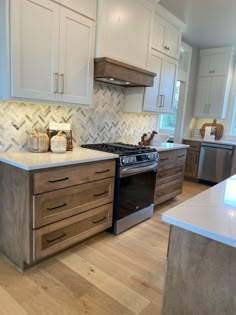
[0,82,158,152]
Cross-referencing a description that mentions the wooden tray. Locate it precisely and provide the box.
[200,119,224,140]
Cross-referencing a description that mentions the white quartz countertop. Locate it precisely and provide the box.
[183,137,236,146]
[0,148,119,170]
[162,175,236,248]
[153,143,189,151]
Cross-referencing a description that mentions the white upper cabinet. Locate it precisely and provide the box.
[60,0,96,20]
[58,7,94,105]
[0,0,95,106]
[151,5,184,60]
[143,51,177,113]
[125,50,177,113]
[194,47,235,119]
[10,0,59,102]
[96,0,154,68]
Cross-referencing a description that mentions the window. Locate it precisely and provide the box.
[159,81,181,134]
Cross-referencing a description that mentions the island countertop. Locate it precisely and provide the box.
[152,142,189,151]
[0,148,119,170]
[162,175,236,248]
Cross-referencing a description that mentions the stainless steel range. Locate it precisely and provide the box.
[82,143,159,234]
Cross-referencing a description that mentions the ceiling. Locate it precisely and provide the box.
[159,0,236,48]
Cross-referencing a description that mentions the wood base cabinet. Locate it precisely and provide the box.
[154,149,187,206]
[183,140,201,179]
[0,160,115,270]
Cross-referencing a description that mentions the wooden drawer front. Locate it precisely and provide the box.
[33,203,112,261]
[183,140,201,152]
[154,179,183,206]
[33,178,114,228]
[156,164,184,185]
[158,149,186,166]
[33,160,116,194]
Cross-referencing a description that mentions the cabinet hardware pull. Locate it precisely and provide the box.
[164,45,170,50]
[47,203,67,211]
[157,192,165,197]
[160,158,169,161]
[47,233,66,243]
[177,154,185,158]
[158,95,163,107]
[158,174,167,178]
[93,191,108,197]
[195,155,198,164]
[48,177,69,183]
[162,95,165,107]
[95,169,110,174]
[175,169,182,173]
[54,73,58,93]
[92,217,107,224]
[60,74,64,94]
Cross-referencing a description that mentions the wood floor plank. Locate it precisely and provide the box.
[0,286,29,315]
[58,252,150,314]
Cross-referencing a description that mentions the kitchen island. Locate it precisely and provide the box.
[161,175,236,315]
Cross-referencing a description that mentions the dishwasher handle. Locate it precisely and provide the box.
[201,143,233,150]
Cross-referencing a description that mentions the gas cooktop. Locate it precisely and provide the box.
[81,142,156,156]
[81,142,159,166]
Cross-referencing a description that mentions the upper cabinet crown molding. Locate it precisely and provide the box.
[155,4,186,31]
[0,0,96,106]
[194,46,235,119]
[96,0,154,69]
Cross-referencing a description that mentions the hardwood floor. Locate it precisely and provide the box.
[0,180,209,315]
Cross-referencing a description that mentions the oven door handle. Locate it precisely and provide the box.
[121,162,158,177]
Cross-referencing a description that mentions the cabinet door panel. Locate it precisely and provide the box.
[11,0,59,101]
[194,76,210,117]
[208,76,226,117]
[198,55,211,76]
[59,8,95,105]
[60,0,96,19]
[165,22,181,60]
[143,52,162,112]
[210,53,230,76]
[152,13,165,53]
[159,57,177,113]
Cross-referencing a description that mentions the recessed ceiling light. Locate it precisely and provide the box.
[109,78,114,81]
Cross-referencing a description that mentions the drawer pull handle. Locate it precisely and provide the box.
[160,158,169,161]
[157,192,165,197]
[47,203,67,211]
[93,191,108,197]
[95,169,110,174]
[48,177,69,183]
[176,169,182,173]
[92,217,107,224]
[177,154,185,158]
[158,174,167,178]
[46,233,66,243]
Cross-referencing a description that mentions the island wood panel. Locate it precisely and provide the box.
[33,160,116,194]
[183,140,201,179]
[162,226,236,315]
[0,162,32,269]
[158,149,186,166]
[154,178,183,205]
[33,177,114,228]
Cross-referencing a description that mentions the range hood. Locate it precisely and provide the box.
[94,57,156,87]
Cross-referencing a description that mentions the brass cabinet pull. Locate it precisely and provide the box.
[93,191,108,197]
[48,177,69,183]
[60,74,64,94]
[95,169,110,174]
[54,72,58,93]
[47,233,66,243]
[47,203,67,211]
[92,217,107,224]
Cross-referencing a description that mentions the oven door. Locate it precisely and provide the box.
[113,161,157,233]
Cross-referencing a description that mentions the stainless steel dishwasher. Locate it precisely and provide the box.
[198,142,233,183]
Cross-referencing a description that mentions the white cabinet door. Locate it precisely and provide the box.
[194,76,210,117]
[152,12,181,60]
[58,7,95,105]
[159,56,177,113]
[96,0,153,68]
[199,53,230,76]
[60,0,97,20]
[11,0,59,101]
[208,76,226,117]
[143,52,162,112]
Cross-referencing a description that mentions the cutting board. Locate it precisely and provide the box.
[200,119,224,140]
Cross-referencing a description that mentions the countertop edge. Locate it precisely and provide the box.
[162,214,236,248]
